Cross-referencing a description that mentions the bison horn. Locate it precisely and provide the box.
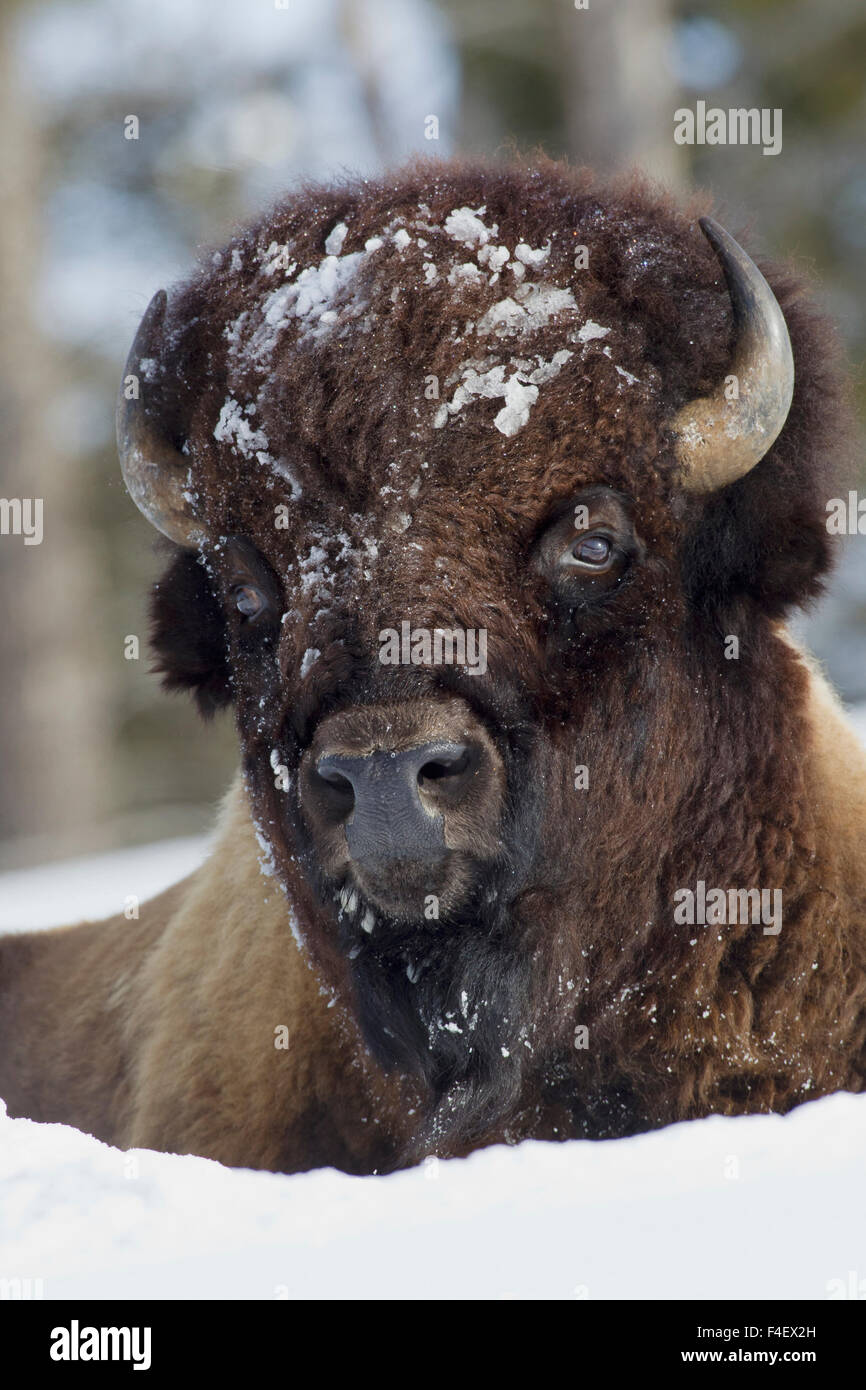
[116,290,210,547]
[674,217,795,494]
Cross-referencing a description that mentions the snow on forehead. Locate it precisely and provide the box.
[324,221,348,256]
[214,397,302,496]
[228,203,564,348]
[443,204,497,248]
[477,284,580,336]
[433,350,575,438]
[220,200,633,440]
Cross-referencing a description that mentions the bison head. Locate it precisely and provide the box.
[118,161,847,1155]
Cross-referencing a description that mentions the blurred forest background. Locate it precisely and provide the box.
[0,0,863,868]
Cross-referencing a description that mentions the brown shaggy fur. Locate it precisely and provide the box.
[1,157,865,1173]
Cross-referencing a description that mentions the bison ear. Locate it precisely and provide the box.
[149,549,232,717]
[681,476,837,620]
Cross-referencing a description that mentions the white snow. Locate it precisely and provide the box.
[478,282,579,337]
[253,824,277,880]
[0,1093,865,1299]
[478,243,510,274]
[576,319,610,343]
[293,253,366,321]
[214,398,270,462]
[514,240,551,267]
[0,835,210,934]
[298,545,330,596]
[299,647,320,678]
[324,221,348,256]
[476,296,525,335]
[527,348,574,383]
[493,375,539,438]
[443,205,495,248]
[434,350,573,437]
[260,241,297,277]
[233,218,450,357]
[237,248,368,358]
[447,261,483,286]
[214,398,300,495]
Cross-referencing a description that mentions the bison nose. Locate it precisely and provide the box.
[310,741,478,866]
[299,700,506,892]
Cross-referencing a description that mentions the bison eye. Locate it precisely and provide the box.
[567,534,613,569]
[233,583,266,619]
[532,487,640,601]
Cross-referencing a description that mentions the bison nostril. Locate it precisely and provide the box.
[318,767,353,789]
[416,742,481,810]
[312,763,355,822]
[418,744,471,782]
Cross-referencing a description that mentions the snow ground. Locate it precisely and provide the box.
[2,709,866,1301]
[0,834,210,934]
[2,1093,865,1300]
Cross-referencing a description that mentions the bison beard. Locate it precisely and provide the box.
[349,907,532,1154]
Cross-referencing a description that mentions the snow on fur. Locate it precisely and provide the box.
[221,202,614,439]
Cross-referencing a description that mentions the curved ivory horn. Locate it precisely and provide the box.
[116,291,209,547]
[674,217,795,494]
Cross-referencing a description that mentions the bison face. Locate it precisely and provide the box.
[120,164,841,1151]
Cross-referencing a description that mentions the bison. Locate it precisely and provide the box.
[1,158,865,1175]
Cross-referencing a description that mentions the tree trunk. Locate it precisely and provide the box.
[0,16,110,856]
[556,0,684,187]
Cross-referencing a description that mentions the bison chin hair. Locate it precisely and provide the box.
[348,885,535,1163]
